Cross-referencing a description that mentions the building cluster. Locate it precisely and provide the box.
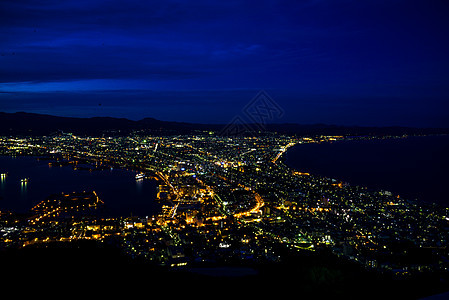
[1,133,448,276]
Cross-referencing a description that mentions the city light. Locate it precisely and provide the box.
[0,133,449,281]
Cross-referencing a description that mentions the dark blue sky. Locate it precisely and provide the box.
[1,0,448,127]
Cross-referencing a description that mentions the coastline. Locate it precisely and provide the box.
[283,135,449,206]
[0,155,160,216]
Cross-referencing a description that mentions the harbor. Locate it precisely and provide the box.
[0,156,160,217]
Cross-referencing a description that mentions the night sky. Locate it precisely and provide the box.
[1,0,448,127]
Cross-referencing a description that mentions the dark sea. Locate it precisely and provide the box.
[285,135,449,206]
[0,156,160,216]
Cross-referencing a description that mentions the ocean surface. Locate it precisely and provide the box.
[0,156,160,216]
[285,135,449,206]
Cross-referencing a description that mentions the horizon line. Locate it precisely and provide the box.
[2,111,449,130]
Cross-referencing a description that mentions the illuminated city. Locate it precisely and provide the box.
[1,132,449,281]
[2,0,449,296]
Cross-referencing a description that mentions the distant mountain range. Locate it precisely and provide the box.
[0,111,447,136]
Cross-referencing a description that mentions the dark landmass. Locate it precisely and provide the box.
[2,240,449,298]
[1,111,448,136]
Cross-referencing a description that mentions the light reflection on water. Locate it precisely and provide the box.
[0,156,160,216]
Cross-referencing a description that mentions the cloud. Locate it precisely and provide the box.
[1,0,448,127]
[0,0,360,85]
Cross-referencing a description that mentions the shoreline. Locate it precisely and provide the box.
[0,155,161,216]
[283,135,449,207]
